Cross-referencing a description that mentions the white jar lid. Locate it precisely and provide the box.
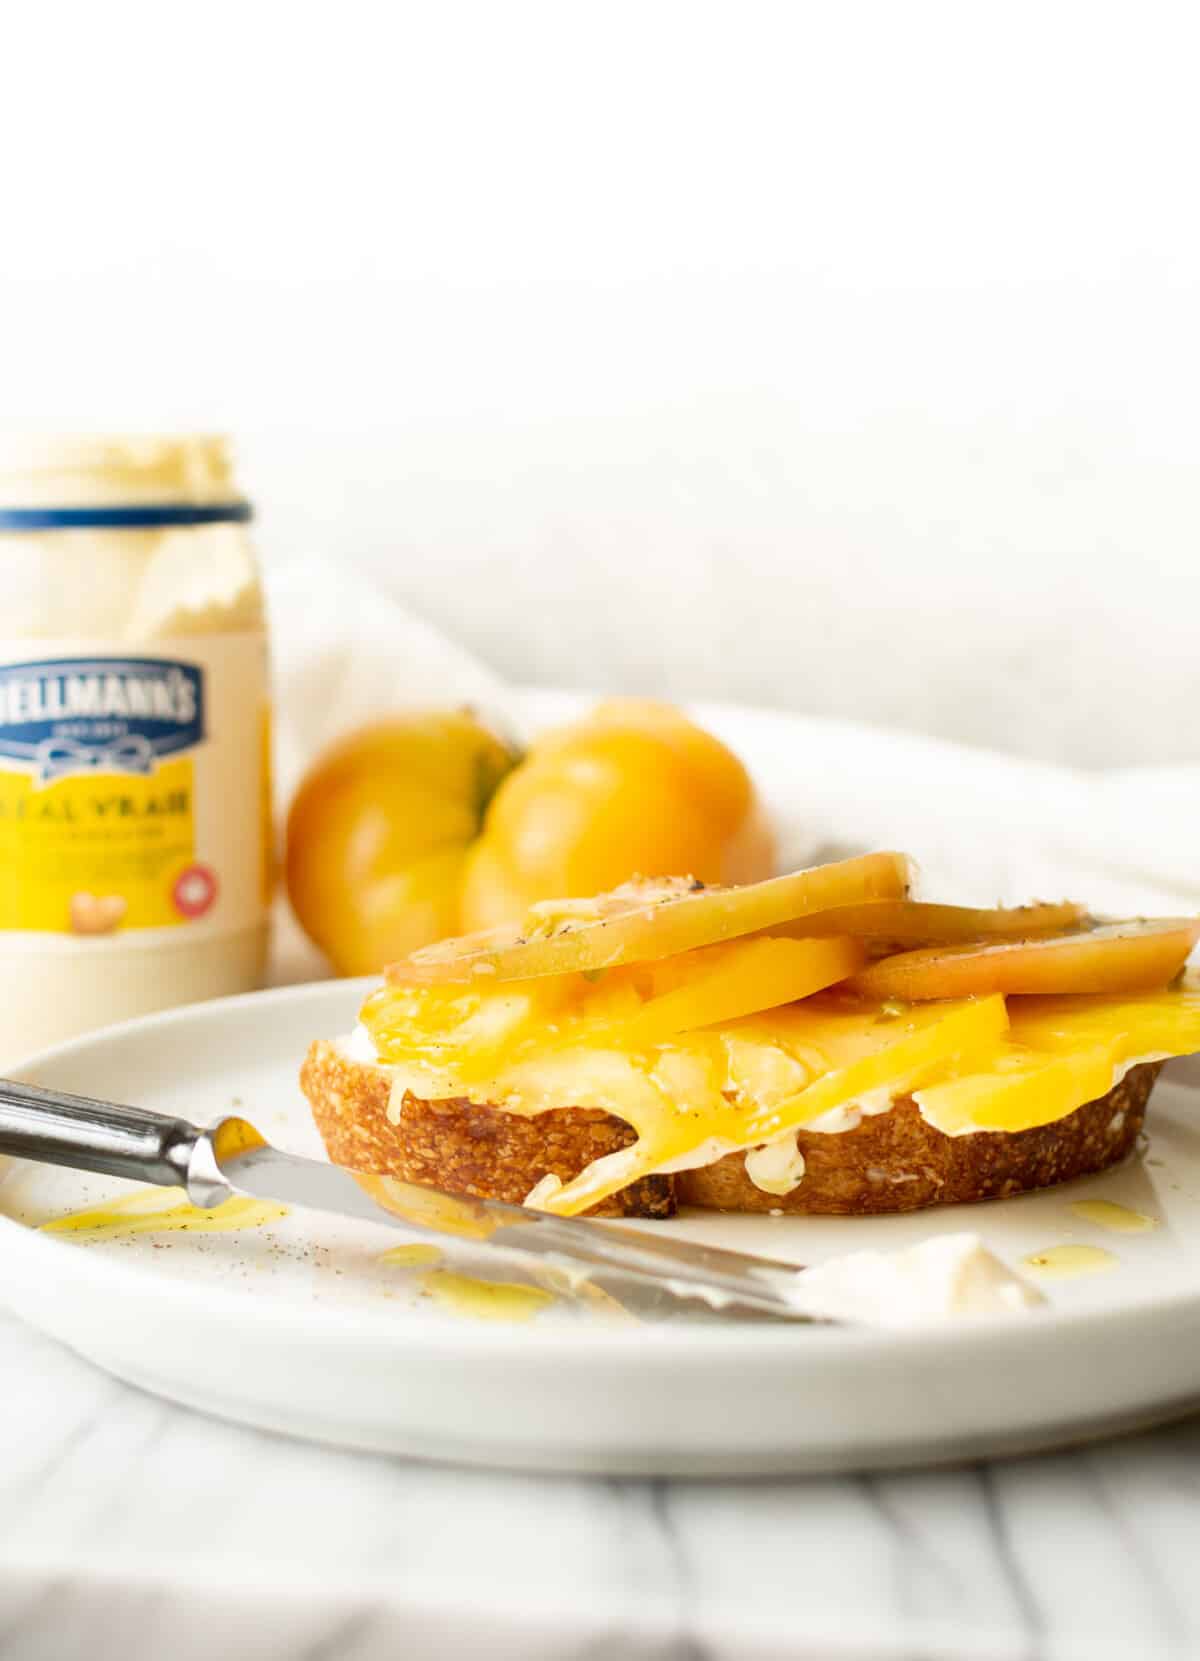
[0,434,240,510]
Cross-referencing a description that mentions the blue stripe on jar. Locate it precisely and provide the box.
[0,502,253,530]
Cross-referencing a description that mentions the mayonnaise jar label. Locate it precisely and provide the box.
[0,634,269,939]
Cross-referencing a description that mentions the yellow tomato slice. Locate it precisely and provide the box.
[387,852,911,985]
[779,898,1087,948]
[915,1046,1119,1136]
[847,920,1200,1001]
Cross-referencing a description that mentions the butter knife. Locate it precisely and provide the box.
[0,1077,820,1321]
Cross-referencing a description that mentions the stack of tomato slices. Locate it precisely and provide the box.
[362,853,1200,1216]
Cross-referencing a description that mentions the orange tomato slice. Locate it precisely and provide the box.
[780,898,1087,948]
[589,935,865,1050]
[388,852,911,985]
[847,919,1200,1001]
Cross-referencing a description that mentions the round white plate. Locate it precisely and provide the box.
[4,980,1200,1474]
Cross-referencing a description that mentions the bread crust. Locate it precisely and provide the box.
[299,1040,675,1218]
[299,1041,1158,1219]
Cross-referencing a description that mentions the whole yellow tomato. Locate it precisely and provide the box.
[285,699,775,973]
[459,699,775,931]
[285,711,517,975]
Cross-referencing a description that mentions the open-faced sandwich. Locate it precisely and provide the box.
[300,853,1200,1219]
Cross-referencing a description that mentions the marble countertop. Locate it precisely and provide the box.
[3,1301,1200,1661]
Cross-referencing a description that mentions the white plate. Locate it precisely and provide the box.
[4,981,1200,1475]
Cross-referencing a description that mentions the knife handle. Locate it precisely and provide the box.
[0,1076,204,1194]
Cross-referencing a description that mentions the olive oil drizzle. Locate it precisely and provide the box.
[41,1186,287,1240]
[1021,1244,1119,1279]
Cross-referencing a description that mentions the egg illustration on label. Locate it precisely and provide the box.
[68,892,128,935]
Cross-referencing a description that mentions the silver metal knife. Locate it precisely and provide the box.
[0,1077,822,1322]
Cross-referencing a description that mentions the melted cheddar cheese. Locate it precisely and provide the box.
[914,988,1200,1134]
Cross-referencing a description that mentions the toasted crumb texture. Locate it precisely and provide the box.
[299,1042,1158,1219]
[299,1040,675,1218]
[677,1063,1160,1215]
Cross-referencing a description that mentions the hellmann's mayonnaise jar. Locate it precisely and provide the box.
[0,436,271,1063]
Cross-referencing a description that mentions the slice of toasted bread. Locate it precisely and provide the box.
[299,1040,676,1218]
[300,1043,1157,1219]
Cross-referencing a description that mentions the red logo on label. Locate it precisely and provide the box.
[172,864,218,919]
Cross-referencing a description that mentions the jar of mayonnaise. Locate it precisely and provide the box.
[0,436,271,1063]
